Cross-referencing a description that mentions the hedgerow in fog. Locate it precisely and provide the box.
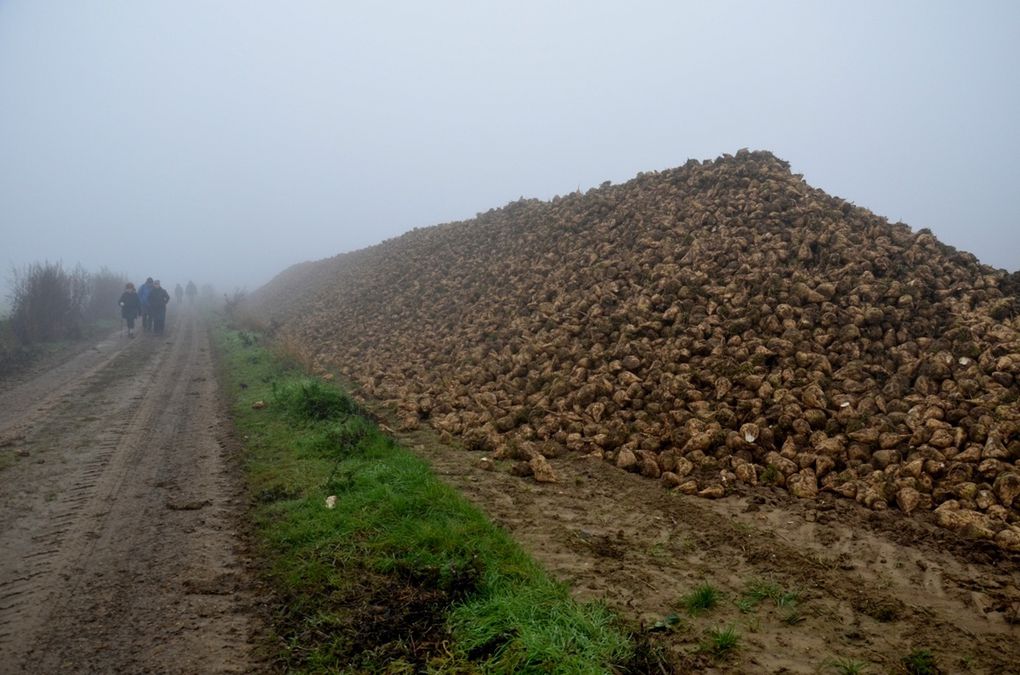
[7,262,127,344]
[9,262,81,342]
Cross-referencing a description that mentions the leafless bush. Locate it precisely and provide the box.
[70,265,91,325]
[9,262,82,343]
[0,316,22,375]
[7,262,129,344]
[223,288,247,317]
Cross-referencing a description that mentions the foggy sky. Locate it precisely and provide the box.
[2,1,1018,308]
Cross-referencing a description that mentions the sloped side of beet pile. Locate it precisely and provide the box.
[246,150,1020,550]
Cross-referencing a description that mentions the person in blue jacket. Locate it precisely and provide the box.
[138,277,154,332]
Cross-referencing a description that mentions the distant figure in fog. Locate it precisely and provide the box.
[149,280,171,335]
[174,283,184,305]
[185,280,197,306]
[138,277,155,332]
[118,283,141,337]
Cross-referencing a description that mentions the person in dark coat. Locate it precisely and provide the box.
[118,283,142,337]
[138,277,155,332]
[149,280,171,335]
[174,283,184,305]
[185,280,197,305]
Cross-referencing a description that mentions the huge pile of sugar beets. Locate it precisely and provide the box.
[249,150,1020,550]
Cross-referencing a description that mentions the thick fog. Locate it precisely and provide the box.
[1,1,1018,309]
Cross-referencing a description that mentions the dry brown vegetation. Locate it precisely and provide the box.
[246,150,1020,550]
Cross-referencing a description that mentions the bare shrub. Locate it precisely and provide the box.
[7,262,130,344]
[223,288,247,318]
[0,316,25,374]
[69,265,90,327]
[9,262,81,343]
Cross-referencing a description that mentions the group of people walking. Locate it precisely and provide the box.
[118,278,198,337]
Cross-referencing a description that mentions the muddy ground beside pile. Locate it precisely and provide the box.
[0,312,260,674]
[386,419,1020,673]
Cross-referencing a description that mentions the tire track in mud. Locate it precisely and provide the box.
[0,313,257,674]
[0,335,170,660]
[0,335,153,650]
[0,334,131,448]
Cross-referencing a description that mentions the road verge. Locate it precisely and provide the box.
[213,321,641,673]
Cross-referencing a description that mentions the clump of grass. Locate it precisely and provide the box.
[782,607,805,625]
[739,578,804,618]
[777,590,800,607]
[902,648,940,675]
[449,580,630,672]
[646,541,669,560]
[683,583,721,615]
[701,625,740,657]
[237,330,257,347]
[273,378,359,422]
[318,416,374,456]
[738,578,809,627]
[738,578,782,612]
[744,578,782,602]
[825,656,870,674]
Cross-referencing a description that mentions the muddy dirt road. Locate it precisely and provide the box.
[0,312,258,674]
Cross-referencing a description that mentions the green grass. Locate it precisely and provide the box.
[902,648,939,675]
[735,597,757,614]
[214,323,635,673]
[777,590,800,608]
[273,378,360,422]
[736,578,809,628]
[824,656,869,674]
[743,578,783,604]
[701,625,740,658]
[739,578,802,612]
[781,607,805,625]
[682,583,721,615]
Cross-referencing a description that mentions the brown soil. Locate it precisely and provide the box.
[382,409,1020,674]
[0,311,261,674]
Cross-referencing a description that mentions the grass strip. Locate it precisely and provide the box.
[214,323,634,674]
